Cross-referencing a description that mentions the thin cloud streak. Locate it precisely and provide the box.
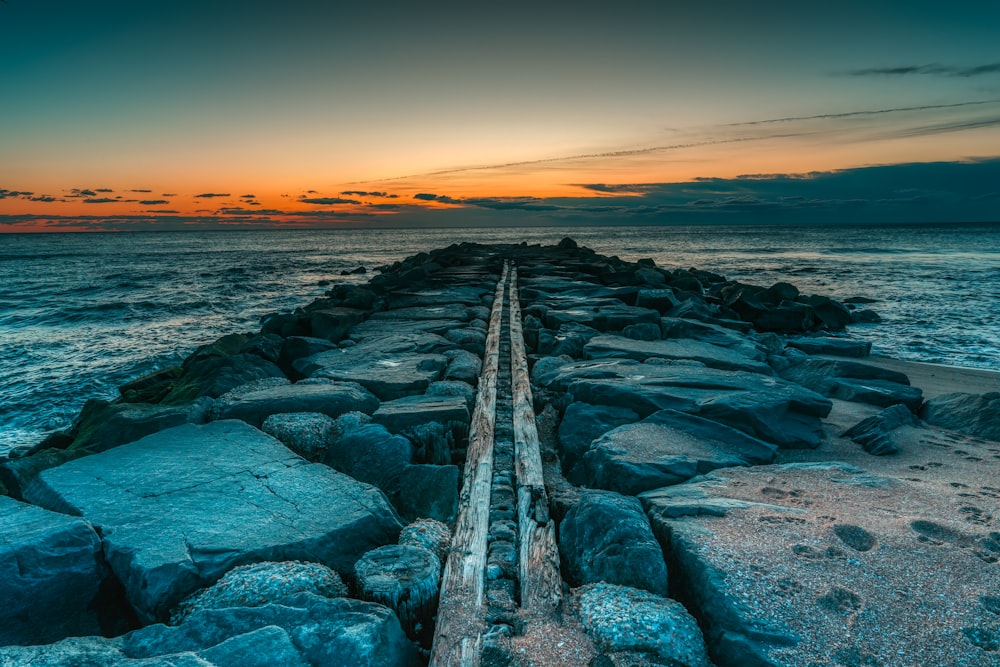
[846,63,1000,78]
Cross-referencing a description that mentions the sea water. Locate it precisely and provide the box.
[1,223,998,454]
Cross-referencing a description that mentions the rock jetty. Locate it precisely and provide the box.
[1,239,997,667]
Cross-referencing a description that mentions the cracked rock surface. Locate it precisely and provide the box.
[23,420,402,623]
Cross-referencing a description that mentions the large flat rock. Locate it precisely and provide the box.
[23,421,403,623]
[216,381,379,427]
[0,496,105,645]
[641,463,1000,667]
[584,334,771,375]
[582,410,777,495]
[535,359,832,448]
[0,593,419,667]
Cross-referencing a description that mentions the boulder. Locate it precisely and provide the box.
[386,287,489,309]
[660,316,763,359]
[544,304,660,332]
[426,379,476,413]
[537,359,831,448]
[397,464,460,523]
[295,343,449,402]
[443,349,482,384]
[841,403,920,455]
[162,334,287,404]
[307,307,367,342]
[797,296,852,331]
[559,491,667,595]
[349,318,466,339]
[373,394,470,434]
[399,519,452,562]
[325,423,413,503]
[584,334,771,375]
[826,377,923,411]
[261,412,339,461]
[641,463,1000,666]
[355,544,441,643]
[276,336,339,379]
[581,412,775,495]
[785,336,871,357]
[215,381,379,427]
[571,583,709,667]
[921,392,1000,441]
[636,288,681,313]
[622,322,662,341]
[557,402,639,483]
[369,304,474,322]
[777,354,911,394]
[536,323,602,358]
[444,327,486,352]
[125,593,420,666]
[171,561,348,623]
[0,496,106,645]
[24,421,402,623]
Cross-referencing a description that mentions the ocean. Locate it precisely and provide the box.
[1,223,998,455]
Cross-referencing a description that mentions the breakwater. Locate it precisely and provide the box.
[1,239,998,666]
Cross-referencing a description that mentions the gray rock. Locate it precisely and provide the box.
[349,318,466,339]
[443,349,482,384]
[572,583,709,667]
[369,304,474,321]
[622,322,662,341]
[308,307,367,342]
[261,412,339,461]
[125,593,419,667]
[557,402,639,483]
[66,397,215,454]
[559,491,667,595]
[296,343,449,401]
[636,288,681,313]
[584,334,771,375]
[841,403,920,455]
[641,463,998,667]
[921,392,1000,441]
[581,415,772,495]
[545,304,660,332]
[0,496,105,645]
[399,519,452,562]
[660,316,765,358]
[172,561,348,623]
[325,423,413,503]
[786,336,871,358]
[444,327,487,352]
[397,464,460,523]
[24,421,402,623]
[536,323,602,357]
[215,381,379,427]
[387,287,490,308]
[163,348,286,405]
[827,377,923,411]
[426,380,476,413]
[372,394,470,434]
[355,545,441,642]
[276,336,339,379]
[777,354,911,395]
[537,359,831,448]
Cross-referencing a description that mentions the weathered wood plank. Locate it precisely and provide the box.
[508,267,562,618]
[430,262,509,667]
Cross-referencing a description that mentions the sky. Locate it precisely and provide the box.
[1,0,999,231]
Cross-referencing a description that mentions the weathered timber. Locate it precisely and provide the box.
[508,267,562,617]
[430,262,508,667]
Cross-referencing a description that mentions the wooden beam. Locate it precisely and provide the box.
[430,262,509,667]
[508,267,562,618]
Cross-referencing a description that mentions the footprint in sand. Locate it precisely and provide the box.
[832,524,877,552]
[909,519,975,546]
[817,586,863,615]
[981,595,1000,616]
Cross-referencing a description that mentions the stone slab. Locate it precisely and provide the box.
[24,421,402,623]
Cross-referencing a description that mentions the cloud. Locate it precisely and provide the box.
[96,188,114,193]
[30,195,58,202]
[82,198,117,204]
[576,183,658,194]
[144,209,179,213]
[845,63,1000,78]
[413,193,439,200]
[0,189,33,199]
[139,199,169,205]
[342,190,398,198]
[131,189,152,193]
[299,197,361,205]
[726,100,1000,127]
[217,207,286,215]
[194,192,231,198]
[240,194,256,198]
[70,188,97,197]
[162,193,177,197]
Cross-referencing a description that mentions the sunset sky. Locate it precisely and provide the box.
[2,0,999,231]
